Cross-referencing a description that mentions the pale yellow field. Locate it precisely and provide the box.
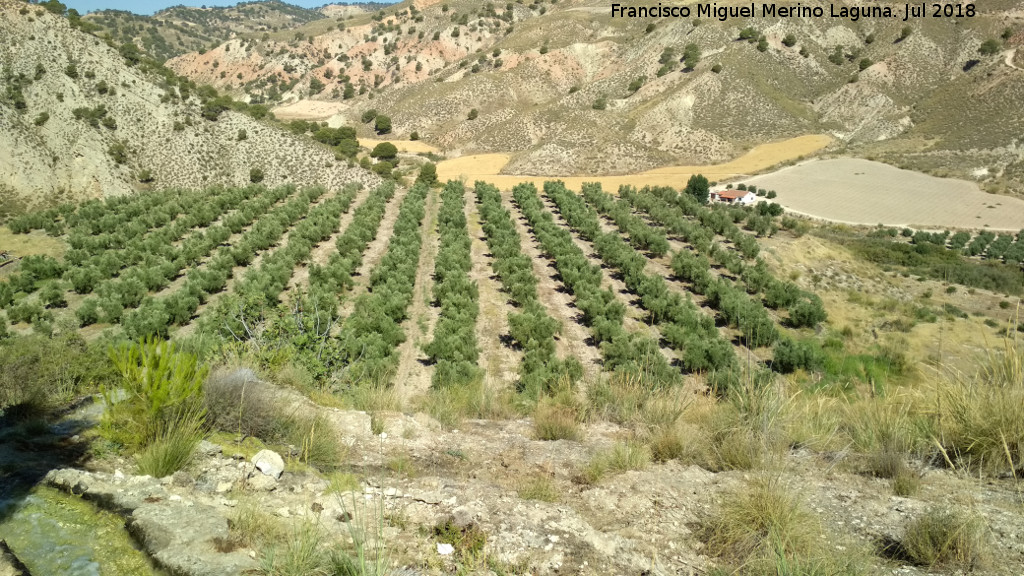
[745,158,1024,230]
[435,134,832,191]
[272,100,349,120]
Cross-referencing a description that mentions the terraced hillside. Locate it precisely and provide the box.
[4,173,1024,574]
[0,174,829,391]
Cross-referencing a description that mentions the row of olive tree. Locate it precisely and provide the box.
[425,181,482,388]
[546,182,738,382]
[474,181,581,398]
[514,182,679,386]
[335,183,430,386]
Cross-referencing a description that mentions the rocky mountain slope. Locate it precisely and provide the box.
[80,1,375,62]
[160,0,1024,193]
[0,0,377,211]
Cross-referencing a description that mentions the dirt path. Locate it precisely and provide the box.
[335,185,412,322]
[502,191,603,381]
[535,193,678,365]
[1005,48,1021,71]
[394,185,441,403]
[465,193,521,394]
[287,185,371,292]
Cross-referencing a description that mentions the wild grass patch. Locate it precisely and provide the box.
[532,398,580,441]
[418,379,516,429]
[702,475,870,575]
[517,475,560,502]
[580,440,651,484]
[932,335,1024,474]
[899,508,988,569]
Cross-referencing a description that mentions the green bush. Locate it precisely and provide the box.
[108,142,128,164]
[773,337,824,373]
[370,142,398,161]
[0,333,117,412]
[103,338,208,452]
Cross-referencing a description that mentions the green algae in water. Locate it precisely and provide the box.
[0,486,159,576]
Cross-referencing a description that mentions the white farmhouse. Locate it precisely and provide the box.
[710,189,757,205]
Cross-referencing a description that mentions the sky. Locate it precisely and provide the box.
[61,0,393,16]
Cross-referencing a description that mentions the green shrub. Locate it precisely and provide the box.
[773,338,824,373]
[103,338,208,452]
[108,142,128,164]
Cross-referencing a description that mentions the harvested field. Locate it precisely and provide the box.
[436,135,832,190]
[744,158,1024,230]
[271,100,349,120]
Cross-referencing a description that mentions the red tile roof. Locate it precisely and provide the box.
[715,190,752,200]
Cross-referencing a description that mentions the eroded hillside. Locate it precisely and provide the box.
[158,0,1024,193]
[0,0,377,210]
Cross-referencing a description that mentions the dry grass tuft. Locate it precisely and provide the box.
[581,440,651,484]
[417,380,515,430]
[230,498,284,549]
[204,367,344,471]
[704,476,818,564]
[703,475,870,574]
[517,475,561,502]
[932,334,1024,474]
[670,380,788,471]
[533,398,581,441]
[901,508,988,569]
